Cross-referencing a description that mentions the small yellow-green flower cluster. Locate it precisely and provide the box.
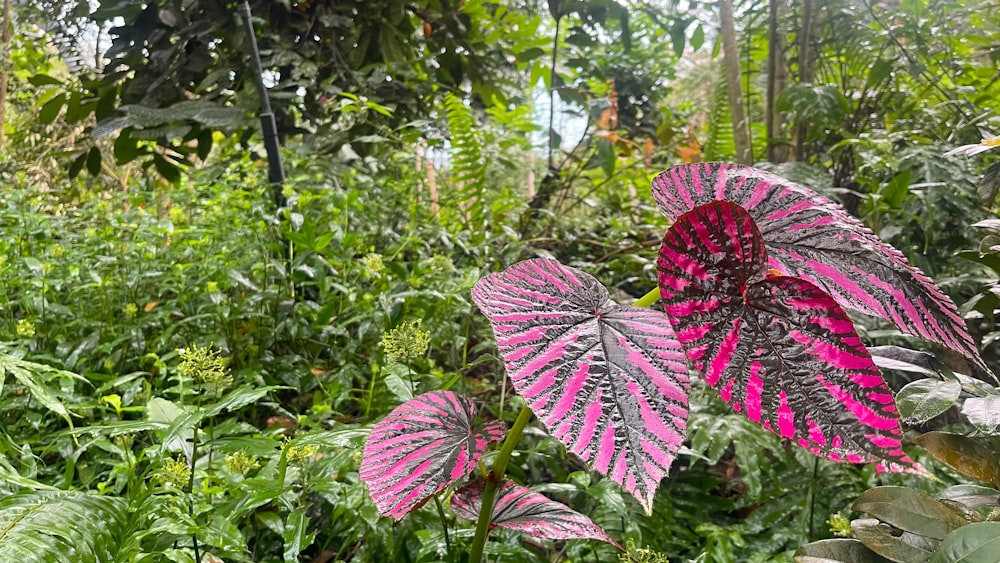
[828,512,852,537]
[124,303,138,317]
[619,539,670,563]
[284,442,319,464]
[155,456,191,489]
[362,252,385,277]
[427,255,453,274]
[381,319,430,363]
[16,319,35,338]
[177,344,232,390]
[225,451,260,475]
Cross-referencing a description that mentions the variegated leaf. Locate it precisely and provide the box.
[360,390,506,520]
[652,163,985,372]
[451,479,623,550]
[657,200,920,472]
[472,258,689,513]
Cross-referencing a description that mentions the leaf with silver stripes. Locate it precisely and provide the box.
[652,163,986,373]
[657,200,922,473]
[473,258,689,513]
[451,479,623,549]
[360,390,505,520]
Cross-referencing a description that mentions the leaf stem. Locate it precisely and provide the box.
[633,286,662,308]
[469,405,533,563]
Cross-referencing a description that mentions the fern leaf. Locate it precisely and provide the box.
[0,491,132,562]
[703,69,736,161]
[442,93,488,236]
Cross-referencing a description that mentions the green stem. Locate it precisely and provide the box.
[434,495,452,561]
[633,286,662,308]
[469,406,533,563]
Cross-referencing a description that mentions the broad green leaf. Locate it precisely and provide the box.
[915,432,1000,486]
[283,511,315,560]
[929,522,1000,563]
[794,538,894,563]
[851,518,936,563]
[204,385,281,418]
[0,353,86,425]
[895,380,961,424]
[146,397,184,424]
[852,486,964,540]
[962,397,1000,434]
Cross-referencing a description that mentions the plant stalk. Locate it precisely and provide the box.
[633,287,662,308]
[468,405,533,563]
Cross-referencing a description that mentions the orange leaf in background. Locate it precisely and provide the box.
[595,130,619,143]
[643,138,655,167]
[676,135,702,163]
[311,368,325,375]
[144,301,158,312]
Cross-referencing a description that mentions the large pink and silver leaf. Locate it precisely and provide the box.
[472,258,689,514]
[657,200,920,473]
[651,163,985,372]
[360,390,506,520]
[451,479,623,550]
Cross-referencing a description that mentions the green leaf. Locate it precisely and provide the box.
[596,137,615,176]
[929,522,1000,563]
[980,162,1000,205]
[86,147,102,176]
[691,25,705,51]
[853,487,964,540]
[794,538,894,562]
[851,518,936,563]
[153,153,182,183]
[283,511,315,560]
[895,380,961,424]
[0,491,133,562]
[881,169,911,208]
[0,353,86,425]
[68,151,87,178]
[962,396,1000,434]
[670,20,687,57]
[915,432,1000,486]
[39,93,66,125]
[93,117,129,140]
[203,385,281,418]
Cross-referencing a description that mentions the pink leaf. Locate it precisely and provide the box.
[472,258,689,514]
[652,163,985,372]
[452,479,623,550]
[657,200,921,473]
[360,390,506,520]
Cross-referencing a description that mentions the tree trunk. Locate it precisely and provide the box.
[766,0,789,163]
[718,0,752,164]
[792,0,815,161]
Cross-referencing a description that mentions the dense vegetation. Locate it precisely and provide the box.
[1,0,999,561]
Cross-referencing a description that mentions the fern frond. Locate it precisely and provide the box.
[441,92,488,238]
[703,69,736,161]
[0,491,133,562]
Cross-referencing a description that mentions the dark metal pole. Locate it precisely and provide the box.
[238,0,287,209]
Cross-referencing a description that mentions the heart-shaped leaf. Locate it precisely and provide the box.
[472,258,689,513]
[652,163,985,372]
[657,201,919,472]
[451,479,622,550]
[360,390,506,520]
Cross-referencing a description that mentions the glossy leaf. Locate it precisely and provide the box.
[962,396,1000,434]
[472,258,689,513]
[938,485,1000,510]
[852,486,964,540]
[915,432,1000,487]
[895,380,961,424]
[929,522,1000,563]
[851,518,935,563]
[658,201,919,472]
[794,539,894,563]
[651,163,985,371]
[451,479,622,550]
[360,390,505,520]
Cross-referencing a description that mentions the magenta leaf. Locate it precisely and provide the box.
[360,390,506,520]
[657,200,920,472]
[652,163,985,371]
[472,258,689,514]
[451,479,623,550]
